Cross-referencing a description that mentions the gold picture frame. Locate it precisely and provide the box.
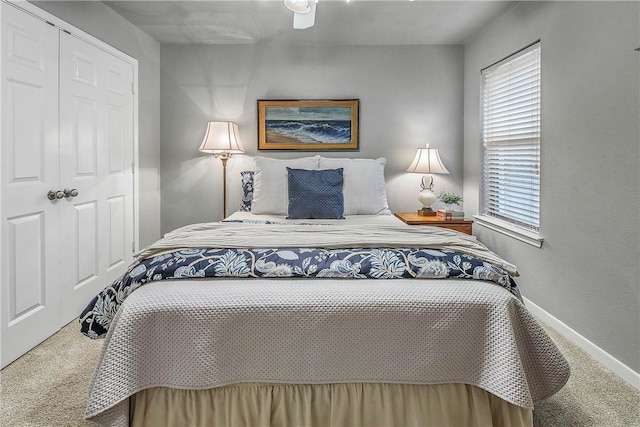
[258,99,359,151]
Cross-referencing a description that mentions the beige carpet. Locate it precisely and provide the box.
[1,319,639,426]
[1,321,102,426]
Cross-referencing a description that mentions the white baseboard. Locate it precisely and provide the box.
[523,297,640,390]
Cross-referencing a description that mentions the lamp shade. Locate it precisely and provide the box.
[199,121,244,155]
[406,145,449,175]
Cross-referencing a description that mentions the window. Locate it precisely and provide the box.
[479,41,542,246]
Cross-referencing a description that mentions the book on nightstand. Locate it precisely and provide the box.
[437,210,465,220]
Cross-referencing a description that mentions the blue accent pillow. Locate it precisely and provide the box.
[239,171,253,212]
[287,168,344,219]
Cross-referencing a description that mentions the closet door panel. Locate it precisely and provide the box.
[107,195,125,270]
[6,82,44,180]
[1,3,61,368]
[73,201,99,287]
[7,213,45,318]
[59,33,134,325]
[73,97,98,177]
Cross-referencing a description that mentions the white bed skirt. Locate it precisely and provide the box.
[129,383,533,427]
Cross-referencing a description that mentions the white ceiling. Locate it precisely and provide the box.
[103,0,518,45]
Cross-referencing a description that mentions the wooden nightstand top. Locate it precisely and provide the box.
[394,212,473,235]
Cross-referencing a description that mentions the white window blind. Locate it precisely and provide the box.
[481,42,541,232]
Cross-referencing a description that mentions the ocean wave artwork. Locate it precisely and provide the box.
[266,119,352,144]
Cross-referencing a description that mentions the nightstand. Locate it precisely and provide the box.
[394,212,473,235]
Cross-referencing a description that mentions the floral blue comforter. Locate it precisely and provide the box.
[79,246,520,338]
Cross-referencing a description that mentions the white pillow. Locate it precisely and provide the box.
[318,157,391,215]
[251,156,320,215]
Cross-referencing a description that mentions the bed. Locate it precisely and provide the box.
[80,156,570,427]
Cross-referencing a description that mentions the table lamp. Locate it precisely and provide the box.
[406,144,449,216]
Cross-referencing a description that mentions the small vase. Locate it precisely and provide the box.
[445,203,456,212]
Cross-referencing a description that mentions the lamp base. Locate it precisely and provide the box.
[417,208,437,217]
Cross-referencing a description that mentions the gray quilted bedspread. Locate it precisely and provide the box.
[85,278,570,426]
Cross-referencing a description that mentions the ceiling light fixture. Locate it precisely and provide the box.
[284,0,317,29]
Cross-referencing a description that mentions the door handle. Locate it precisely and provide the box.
[63,188,79,198]
[47,190,65,201]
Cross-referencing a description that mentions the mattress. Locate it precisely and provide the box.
[81,213,570,426]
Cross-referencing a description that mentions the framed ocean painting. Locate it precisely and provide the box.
[258,99,359,151]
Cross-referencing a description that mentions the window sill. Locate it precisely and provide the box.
[473,215,544,248]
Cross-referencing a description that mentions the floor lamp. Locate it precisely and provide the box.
[199,121,244,219]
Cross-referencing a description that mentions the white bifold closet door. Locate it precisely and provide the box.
[1,2,135,367]
[1,2,61,367]
[58,32,134,325]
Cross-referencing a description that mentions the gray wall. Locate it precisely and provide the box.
[33,1,162,248]
[463,1,640,371]
[160,44,464,232]
[34,0,639,374]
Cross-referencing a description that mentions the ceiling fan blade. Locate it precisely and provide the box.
[293,0,316,29]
